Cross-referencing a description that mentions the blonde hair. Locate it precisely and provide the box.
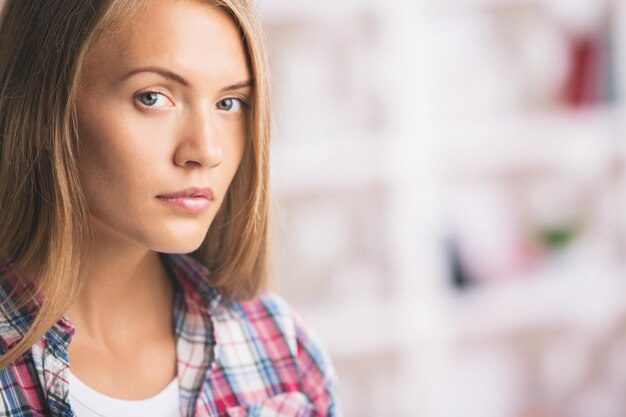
[0,0,270,368]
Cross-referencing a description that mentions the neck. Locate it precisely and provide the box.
[65,223,174,348]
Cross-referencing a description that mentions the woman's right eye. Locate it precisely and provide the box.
[135,91,172,108]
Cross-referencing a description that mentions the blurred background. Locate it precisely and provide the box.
[258,0,626,416]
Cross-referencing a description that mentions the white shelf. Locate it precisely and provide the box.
[451,260,626,342]
[299,297,442,359]
[301,259,626,356]
[441,107,622,179]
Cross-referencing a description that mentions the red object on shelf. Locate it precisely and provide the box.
[561,33,600,107]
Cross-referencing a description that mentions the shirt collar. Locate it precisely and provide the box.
[0,262,39,350]
[158,253,222,314]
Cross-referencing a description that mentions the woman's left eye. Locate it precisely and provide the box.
[135,92,172,108]
[216,98,246,112]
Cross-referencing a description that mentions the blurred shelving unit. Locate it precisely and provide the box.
[261,0,626,416]
[435,1,626,414]
[261,1,452,416]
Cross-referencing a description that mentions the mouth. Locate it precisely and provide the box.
[157,187,215,200]
[156,187,215,214]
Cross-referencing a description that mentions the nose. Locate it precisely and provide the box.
[173,110,223,168]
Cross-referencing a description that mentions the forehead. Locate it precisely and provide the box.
[85,0,250,86]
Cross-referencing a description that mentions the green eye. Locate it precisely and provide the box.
[216,98,244,112]
[136,92,170,107]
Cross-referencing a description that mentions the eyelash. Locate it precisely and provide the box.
[236,97,251,109]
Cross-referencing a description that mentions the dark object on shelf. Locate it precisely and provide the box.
[446,236,472,290]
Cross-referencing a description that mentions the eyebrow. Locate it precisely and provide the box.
[123,66,253,92]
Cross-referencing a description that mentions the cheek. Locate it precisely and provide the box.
[220,130,247,188]
[78,139,139,223]
[77,106,166,214]
[223,121,247,166]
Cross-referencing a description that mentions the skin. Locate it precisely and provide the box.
[65,0,251,400]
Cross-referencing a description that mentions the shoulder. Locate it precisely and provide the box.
[215,292,329,363]
[217,292,298,349]
[210,292,341,416]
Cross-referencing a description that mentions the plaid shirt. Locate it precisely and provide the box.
[0,253,340,417]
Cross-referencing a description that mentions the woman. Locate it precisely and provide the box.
[0,0,339,416]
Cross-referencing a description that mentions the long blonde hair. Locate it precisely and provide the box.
[0,0,270,368]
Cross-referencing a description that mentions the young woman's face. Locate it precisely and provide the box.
[76,0,251,253]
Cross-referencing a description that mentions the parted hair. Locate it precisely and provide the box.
[0,0,271,368]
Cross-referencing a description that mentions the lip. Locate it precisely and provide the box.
[156,187,214,214]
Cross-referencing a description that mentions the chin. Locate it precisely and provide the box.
[148,224,210,254]
[153,238,205,255]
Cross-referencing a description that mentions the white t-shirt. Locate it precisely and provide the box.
[67,370,181,417]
